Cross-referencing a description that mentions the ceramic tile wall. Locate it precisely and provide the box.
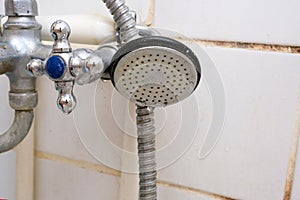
[153,0,300,46]
[157,47,300,200]
[1,0,299,200]
[35,158,120,200]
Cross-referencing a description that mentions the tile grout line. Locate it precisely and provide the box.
[35,151,121,177]
[36,151,237,198]
[143,0,155,26]
[283,84,300,200]
[157,180,235,200]
[142,2,300,55]
[194,39,300,54]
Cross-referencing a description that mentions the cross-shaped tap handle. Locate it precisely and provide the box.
[27,20,117,114]
[27,20,76,114]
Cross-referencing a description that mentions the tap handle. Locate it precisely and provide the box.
[27,59,45,77]
[47,20,76,114]
[55,81,76,114]
[51,20,72,53]
[27,20,116,114]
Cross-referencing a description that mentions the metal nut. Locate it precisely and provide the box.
[9,92,38,110]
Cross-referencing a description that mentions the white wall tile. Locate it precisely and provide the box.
[35,158,120,200]
[154,0,300,46]
[2,0,299,45]
[36,0,152,24]
[34,77,100,164]
[0,151,16,200]
[35,77,129,169]
[157,47,300,200]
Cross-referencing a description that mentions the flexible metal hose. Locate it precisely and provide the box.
[136,106,157,200]
[102,0,138,42]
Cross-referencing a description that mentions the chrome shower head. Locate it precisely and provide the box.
[110,36,201,107]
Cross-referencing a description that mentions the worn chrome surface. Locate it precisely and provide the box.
[0,111,34,153]
[9,91,38,110]
[5,0,38,17]
[0,0,51,153]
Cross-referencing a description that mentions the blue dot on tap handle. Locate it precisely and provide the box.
[45,55,66,79]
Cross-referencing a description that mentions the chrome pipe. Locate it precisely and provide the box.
[0,111,34,153]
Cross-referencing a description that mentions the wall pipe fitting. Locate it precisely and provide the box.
[0,0,52,153]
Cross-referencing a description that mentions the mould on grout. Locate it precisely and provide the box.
[143,0,155,26]
[194,39,300,54]
[283,86,300,200]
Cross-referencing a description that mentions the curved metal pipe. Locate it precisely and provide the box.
[0,66,9,75]
[0,110,34,153]
[0,0,45,153]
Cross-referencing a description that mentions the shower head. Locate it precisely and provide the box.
[110,36,201,107]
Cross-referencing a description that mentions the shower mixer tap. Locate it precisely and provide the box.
[27,20,117,114]
[0,0,119,152]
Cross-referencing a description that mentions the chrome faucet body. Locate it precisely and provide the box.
[0,0,51,153]
[0,0,118,151]
[27,20,117,114]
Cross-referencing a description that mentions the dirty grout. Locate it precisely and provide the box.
[35,151,121,177]
[194,39,300,54]
[143,0,155,26]
[157,180,235,200]
[283,84,300,200]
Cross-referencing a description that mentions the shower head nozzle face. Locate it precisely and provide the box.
[111,36,201,107]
